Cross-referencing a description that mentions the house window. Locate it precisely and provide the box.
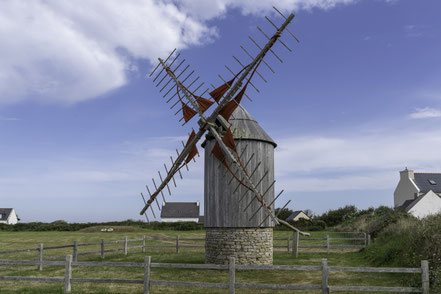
[428,179,437,185]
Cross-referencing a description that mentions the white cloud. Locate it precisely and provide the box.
[404,24,425,38]
[275,128,441,192]
[0,0,395,106]
[0,0,217,106]
[0,115,19,121]
[409,107,441,119]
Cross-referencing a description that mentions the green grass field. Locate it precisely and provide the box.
[0,229,419,293]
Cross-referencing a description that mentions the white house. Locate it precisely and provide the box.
[0,208,19,225]
[287,211,311,222]
[160,202,200,223]
[394,168,441,218]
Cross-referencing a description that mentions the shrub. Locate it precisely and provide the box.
[363,213,441,291]
[315,205,358,227]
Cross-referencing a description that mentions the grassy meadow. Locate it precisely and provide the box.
[0,228,420,293]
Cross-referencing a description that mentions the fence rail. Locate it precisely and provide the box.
[0,256,429,293]
[0,232,370,265]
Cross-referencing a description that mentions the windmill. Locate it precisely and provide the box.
[140,7,309,265]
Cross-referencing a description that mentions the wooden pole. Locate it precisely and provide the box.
[229,256,236,294]
[421,260,429,294]
[176,235,179,254]
[143,256,151,294]
[287,235,290,252]
[321,259,329,294]
[38,243,43,271]
[73,241,78,262]
[142,235,146,253]
[124,236,128,255]
[326,234,330,255]
[101,239,105,259]
[292,231,299,258]
[367,234,371,246]
[64,255,72,293]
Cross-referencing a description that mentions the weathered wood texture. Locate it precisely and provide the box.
[64,255,72,293]
[204,107,276,227]
[0,257,428,293]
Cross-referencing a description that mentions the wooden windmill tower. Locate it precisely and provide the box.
[139,7,309,265]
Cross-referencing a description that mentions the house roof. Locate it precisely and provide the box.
[287,211,307,221]
[413,173,441,193]
[228,105,276,147]
[160,202,200,219]
[0,208,13,221]
[399,199,415,210]
[399,191,440,211]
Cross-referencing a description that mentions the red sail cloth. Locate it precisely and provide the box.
[182,103,197,122]
[209,78,235,102]
[184,130,198,163]
[222,128,236,151]
[194,96,214,113]
[219,85,247,121]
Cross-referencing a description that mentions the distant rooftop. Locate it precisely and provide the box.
[0,208,13,221]
[414,173,441,193]
[160,202,199,219]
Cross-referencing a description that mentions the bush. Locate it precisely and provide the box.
[334,206,410,238]
[363,213,441,291]
[315,205,358,227]
[0,220,204,232]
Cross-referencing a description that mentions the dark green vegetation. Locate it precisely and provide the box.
[0,230,416,294]
[278,205,441,292]
[0,220,204,232]
[334,208,441,292]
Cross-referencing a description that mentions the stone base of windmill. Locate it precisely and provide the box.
[205,228,273,265]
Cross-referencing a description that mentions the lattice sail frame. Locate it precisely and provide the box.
[139,7,309,236]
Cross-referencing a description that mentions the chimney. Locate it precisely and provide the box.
[400,167,414,180]
[196,201,200,206]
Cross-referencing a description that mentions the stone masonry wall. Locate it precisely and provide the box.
[205,228,273,264]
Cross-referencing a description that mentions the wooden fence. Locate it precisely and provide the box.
[0,256,430,293]
[0,232,370,264]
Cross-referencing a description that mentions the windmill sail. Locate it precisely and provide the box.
[140,9,309,236]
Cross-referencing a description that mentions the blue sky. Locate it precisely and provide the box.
[1,0,441,222]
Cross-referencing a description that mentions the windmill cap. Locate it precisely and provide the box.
[228,105,277,147]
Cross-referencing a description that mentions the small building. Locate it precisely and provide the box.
[0,208,19,225]
[394,168,441,218]
[287,210,311,222]
[160,202,200,223]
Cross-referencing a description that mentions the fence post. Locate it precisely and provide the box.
[73,241,78,262]
[421,260,429,294]
[326,234,330,254]
[363,232,367,247]
[101,239,105,259]
[367,234,371,246]
[176,235,179,254]
[143,256,151,294]
[229,256,236,294]
[287,235,290,252]
[124,236,128,255]
[142,235,146,253]
[321,259,329,294]
[64,255,72,293]
[38,243,43,271]
[292,231,299,258]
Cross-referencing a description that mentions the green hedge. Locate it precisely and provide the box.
[362,213,441,291]
[0,220,204,232]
